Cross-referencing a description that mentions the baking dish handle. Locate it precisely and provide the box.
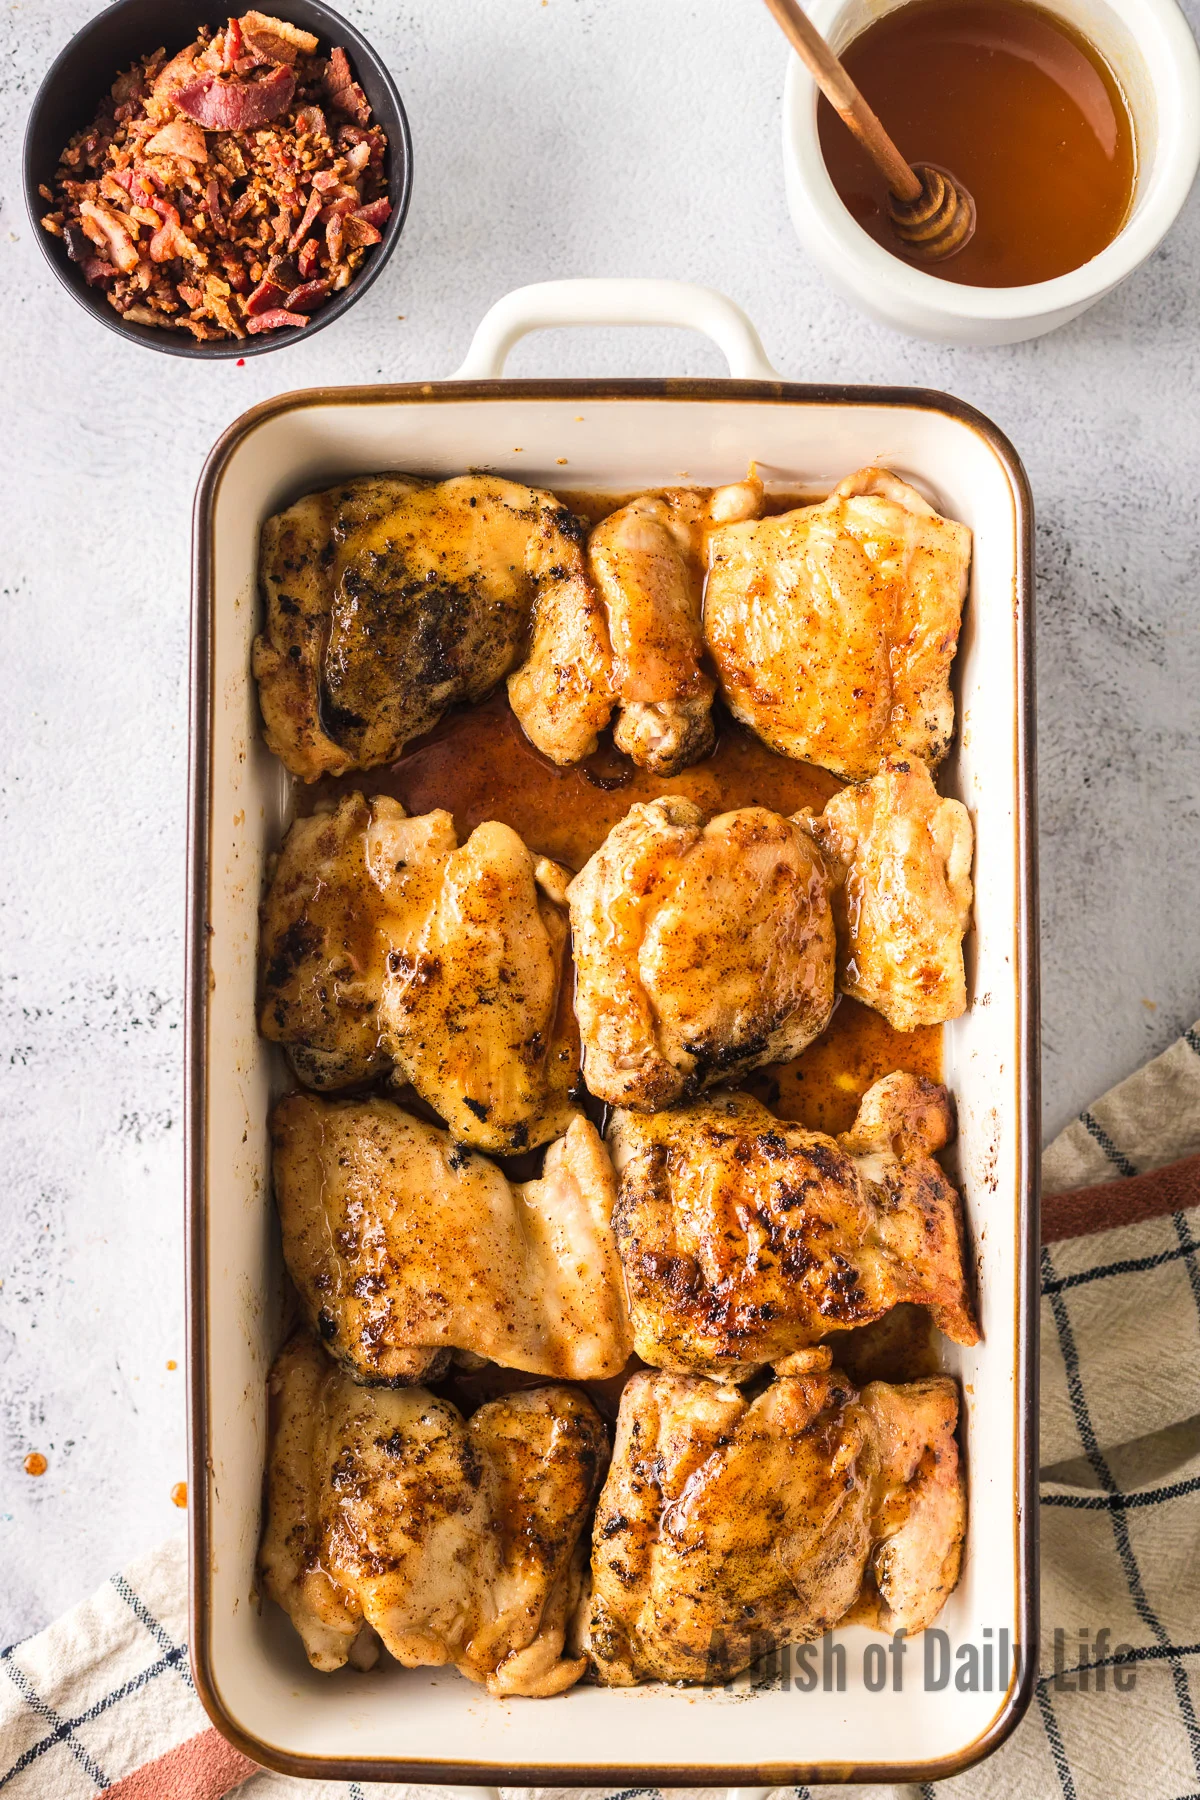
[452,278,779,380]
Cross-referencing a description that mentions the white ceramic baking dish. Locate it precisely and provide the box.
[187,277,1040,1787]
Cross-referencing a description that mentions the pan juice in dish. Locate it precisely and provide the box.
[255,471,979,1699]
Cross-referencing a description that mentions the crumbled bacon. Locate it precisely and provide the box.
[144,118,209,162]
[287,186,323,251]
[247,274,289,313]
[173,64,296,130]
[342,214,381,248]
[40,16,391,342]
[78,199,141,272]
[285,277,329,311]
[240,10,319,62]
[149,200,197,263]
[245,306,309,332]
[63,223,92,263]
[322,45,371,124]
[354,197,391,227]
[223,16,245,70]
[152,43,205,98]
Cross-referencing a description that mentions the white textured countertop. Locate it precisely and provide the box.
[2,0,1198,1646]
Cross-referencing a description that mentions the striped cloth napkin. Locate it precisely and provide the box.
[2,1026,1198,1800]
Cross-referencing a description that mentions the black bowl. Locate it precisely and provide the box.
[23,0,412,357]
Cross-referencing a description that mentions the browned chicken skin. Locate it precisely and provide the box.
[704,468,971,780]
[260,1333,608,1696]
[607,1074,977,1376]
[567,796,836,1110]
[586,479,762,775]
[253,474,597,782]
[587,1359,965,1685]
[811,756,974,1031]
[258,792,579,1153]
[271,1093,632,1384]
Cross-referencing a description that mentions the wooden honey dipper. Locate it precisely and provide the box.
[762,0,975,260]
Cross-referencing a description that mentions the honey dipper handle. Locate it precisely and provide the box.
[760,0,923,203]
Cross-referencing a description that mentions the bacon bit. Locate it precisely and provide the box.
[239,10,319,62]
[178,282,204,307]
[145,117,209,161]
[222,16,244,70]
[325,209,343,263]
[342,214,381,248]
[346,141,371,173]
[148,200,194,263]
[294,103,327,137]
[153,41,205,98]
[63,223,92,262]
[354,196,391,228]
[287,187,323,252]
[296,236,320,277]
[111,67,145,105]
[285,276,329,311]
[245,306,309,332]
[323,45,371,124]
[197,37,227,74]
[206,176,223,222]
[79,199,141,273]
[174,65,295,131]
[82,256,116,285]
[311,168,340,192]
[246,274,288,313]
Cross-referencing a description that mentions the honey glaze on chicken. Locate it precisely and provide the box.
[258,478,973,1690]
[291,485,948,1136]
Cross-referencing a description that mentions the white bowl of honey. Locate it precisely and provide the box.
[782,0,1200,343]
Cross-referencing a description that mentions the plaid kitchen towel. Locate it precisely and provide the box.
[3,1028,1199,1800]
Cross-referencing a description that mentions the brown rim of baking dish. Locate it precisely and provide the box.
[186,375,1040,1787]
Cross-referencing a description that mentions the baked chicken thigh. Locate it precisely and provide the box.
[259,792,579,1153]
[584,479,762,774]
[608,1073,977,1376]
[588,1358,965,1685]
[253,473,597,781]
[567,797,835,1110]
[261,1333,607,1696]
[812,756,974,1030]
[271,1094,631,1384]
[704,468,971,780]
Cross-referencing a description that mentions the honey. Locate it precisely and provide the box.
[818,0,1137,286]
